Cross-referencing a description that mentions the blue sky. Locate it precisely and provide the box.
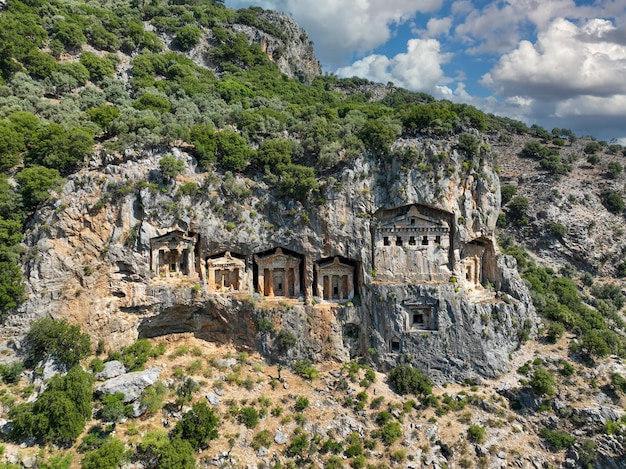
[224,0,626,142]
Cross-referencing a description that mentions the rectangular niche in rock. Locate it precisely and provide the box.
[314,257,356,302]
[372,204,453,283]
[150,230,199,280]
[206,251,247,293]
[254,248,303,298]
[404,300,438,331]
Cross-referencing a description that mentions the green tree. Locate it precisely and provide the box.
[387,364,432,397]
[358,119,397,156]
[25,317,91,367]
[507,196,530,225]
[81,438,126,469]
[501,185,517,205]
[27,124,94,174]
[467,424,486,443]
[215,131,252,171]
[15,166,63,211]
[529,367,555,396]
[86,105,121,134]
[175,25,202,51]
[172,402,219,450]
[159,154,185,180]
[0,121,25,172]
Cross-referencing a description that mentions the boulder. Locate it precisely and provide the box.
[95,360,126,380]
[96,367,160,402]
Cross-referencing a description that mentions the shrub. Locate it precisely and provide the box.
[81,438,125,469]
[607,161,623,179]
[15,166,64,211]
[501,184,517,205]
[238,406,260,429]
[611,373,626,393]
[378,421,402,445]
[539,428,575,450]
[25,317,91,367]
[601,190,624,214]
[100,392,132,423]
[140,381,168,414]
[172,402,219,450]
[387,364,432,397]
[0,362,23,384]
[546,322,565,343]
[159,154,185,179]
[251,429,272,450]
[561,361,575,376]
[467,424,486,443]
[294,396,309,412]
[292,359,318,380]
[277,328,297,349]
[530,367,555,396]
[175,25,202,51]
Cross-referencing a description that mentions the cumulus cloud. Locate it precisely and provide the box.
[454,0,579,54]
[481,17,626,100]
[225,0,443,67]
[336,38,453,95]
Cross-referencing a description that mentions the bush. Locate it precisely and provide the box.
[292,359,318,380]
[159,154,185,179]
[294,396,309,412]
[546,322,565,343]
[172,402,219,450]
[175,25,202,51]
[139,381,168,414]
[530,367,555,396]
[99,393,132,423]
[378,421,402,445]
[539,428,575,450]
[10,366,93,446]
[277,328,297,349]
[251,429,272,450]
[0,362,23,384]
[81,438,125,469]
[467,424,486,443]
[238,406,260,428]
[600,190,624,214]
[25,318,91,367]
[387,364,432,397]
[137,431,195,469]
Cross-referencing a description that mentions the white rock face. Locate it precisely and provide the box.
[96,367,160,402]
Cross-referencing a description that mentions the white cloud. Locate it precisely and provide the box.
[417,17,452,38]
[454,0,579,54]
[481,17,626,99]
[336,38,453,95]
[225,0,443,67]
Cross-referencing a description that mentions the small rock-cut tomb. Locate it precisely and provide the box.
[206,252,245,292]
[150,230,199,279]
[315,257,355,302]
[254,248,301,298]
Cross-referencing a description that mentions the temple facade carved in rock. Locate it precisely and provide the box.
[254,248,302,298]
[372,204,453,283]
[314,257,356,302]
[149,230,199,280]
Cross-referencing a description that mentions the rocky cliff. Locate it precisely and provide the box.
[6,135,536,382]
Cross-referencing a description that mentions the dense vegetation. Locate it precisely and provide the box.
[0,0,590,316]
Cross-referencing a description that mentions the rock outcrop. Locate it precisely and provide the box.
[6,134,536,382]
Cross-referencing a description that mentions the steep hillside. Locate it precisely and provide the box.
[0,0,625,468]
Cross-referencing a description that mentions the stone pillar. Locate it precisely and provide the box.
[208,266,215,292]
[323,275,330,300]
[347,272,354,300]
[257,268,265,296]
[267,268,274,297]
[294,266,300,297]
[151,249,158,276]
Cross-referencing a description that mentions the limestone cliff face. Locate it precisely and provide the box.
[7,135,536,382]
[229,11,321,83]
